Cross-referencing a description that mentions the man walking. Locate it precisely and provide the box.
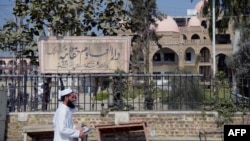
[53,88,84,141]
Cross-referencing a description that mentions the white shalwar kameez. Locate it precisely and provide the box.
[53,102,79,141]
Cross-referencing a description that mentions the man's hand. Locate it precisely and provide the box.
[79,131,85,138]
[76,125,86,138]
[75,126,82,130]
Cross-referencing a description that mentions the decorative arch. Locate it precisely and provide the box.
[0,60,6,65]
[0,60,6,74]
[200,47,210,62]
[191,34,200,40]
[185,47,195,62]
[182,34,187,40]
[7,60,16,66]
[151,47,179,73]
[7,60,17,74]
[201,20,207,28]
[152,48,179,62]
[216,53,230,77]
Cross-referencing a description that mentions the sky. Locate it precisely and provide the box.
[157,0,199,16]
[0,0,199,27]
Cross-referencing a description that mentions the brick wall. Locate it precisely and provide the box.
[5,111,250,141]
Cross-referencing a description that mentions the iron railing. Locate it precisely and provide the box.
[1,74,249,112]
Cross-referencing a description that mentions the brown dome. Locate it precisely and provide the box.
[187,16,201,27]
[151,16,179,33]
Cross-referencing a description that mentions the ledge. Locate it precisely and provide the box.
[23,125,53,133]
[23,125,54,140]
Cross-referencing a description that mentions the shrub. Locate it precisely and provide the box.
[95,91,109,101]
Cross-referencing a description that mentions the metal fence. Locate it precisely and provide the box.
[1,74,249,112]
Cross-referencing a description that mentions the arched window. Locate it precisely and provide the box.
[200,47,210,62]
[191,34,200,40]
[182,34,187,40]
[185,47,195,62]
[201,20,207,28]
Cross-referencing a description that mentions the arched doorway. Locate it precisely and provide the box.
[185,47,195,62]
[217,54,231,77]
[152,48,179,73]
[199,47,211,81]
[200,47,210,62]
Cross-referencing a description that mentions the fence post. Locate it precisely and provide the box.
[0,87,8,141]
[248,78,250,107]
[23,74,28,111]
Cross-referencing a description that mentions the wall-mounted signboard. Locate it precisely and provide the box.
[38,36,131,74]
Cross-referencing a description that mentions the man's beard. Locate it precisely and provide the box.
[67,100,75,109]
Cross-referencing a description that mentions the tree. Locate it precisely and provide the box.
[0,0,129,57]
[127,0,163,74]
[202,0,250,31]
[232,41,250,76]
[0,0,130,111]
[126,0,164,110]
[200,0,250,110]
[167,75,204,110]
[0,0,163,110]
[200,0,250,91]
[0,19,38,64]
[1,0,163,72]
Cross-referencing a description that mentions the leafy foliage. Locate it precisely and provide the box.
[1,0,164,112]
[225,21,250,77]
[205,98,237,127]
[1,0,164,70]
[201,0,250,80]
[204,71,248,127]
[201,0,250,40]
[125,0,164,110]
[95,90,109,101]
[166,75,204,110]
[128,0,164,74]
[231,41,250,76]
[0,0,130,64]
[0,20,38,65]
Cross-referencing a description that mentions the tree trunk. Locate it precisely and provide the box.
[232,29,241,90]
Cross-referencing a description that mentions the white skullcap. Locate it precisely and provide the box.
[59,88,73,97]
